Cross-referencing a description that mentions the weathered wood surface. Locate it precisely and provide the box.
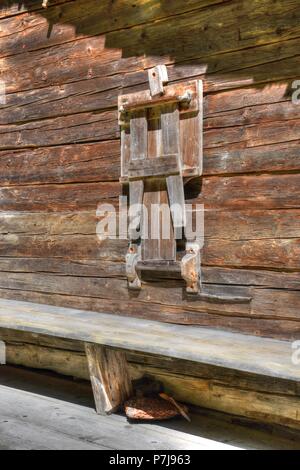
[0,298,298,383]
[2,366,247,451]
[3,328,299,396]
[0,175,300,212]
[0,0,299,339]
[5,365,300,450]
[85,343,132,415]
[1,1,300,94]
[3,343,300,432]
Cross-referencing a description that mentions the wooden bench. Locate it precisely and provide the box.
[0,298,299,416]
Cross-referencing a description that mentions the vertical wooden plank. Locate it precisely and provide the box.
[166,175,186,237]
[159,104,179,254]
[148,110,162,159]
[130,109,147,161]
[142,112,176,261]
[128,109,147,284]
[142,179,161,260]
[120,124,131,178]
[143,114,161,260]
[180,80,203,175]
[159,183,176,259]
[161,103,185,236]
[161,103,180,156]
[85,343,132,415]
[129,180,144,241]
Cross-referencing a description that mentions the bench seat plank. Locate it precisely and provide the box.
[0,298,298,383]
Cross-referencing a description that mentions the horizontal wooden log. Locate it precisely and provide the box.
[149,367,300,430]
[204,209,300,240]
[194,174,300,210]
[5,341,90,380]
[0,79,121,126]
[203,266,300,291]
[0,67,293,129]
[203,118,300,150]
[0,286,299,340]
[0,139,298,187]
[0,232,299,270]
[0,257,300,291]
[0,257,125,279]
[0,270,299,324]
[0,101,299,152]
[0,271,250,316]
[0,138,298,187]
[3,328,299,396]
[205,99,299,130]
[0,110,118,149]
[0,182,120,212]
[0,59,296,127]
[204,238,300,270]
[1,207,299,241]
[0,173,300,211]
[1,0,300,95]
[0,142,120,185]
[0,0,220,57]
[168,34,300,93]
[107,0,300,68]
[3,2,299,117]
[0,206,299,268]
[204,140,300,176]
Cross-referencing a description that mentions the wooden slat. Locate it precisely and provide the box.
[142,110,176,261]
[181,80,203,175]
[0,299,298,382]
[161,103,180,156]
[128,155,179,179]
[120,126,130,178]
[166,174,186,231]
[128,180,144,240]
[161,103,185,232]
[119,80,199,113]
[142,113,160,261]
[130,110,147,161]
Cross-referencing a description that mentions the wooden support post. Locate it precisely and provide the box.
[85,343,132,415]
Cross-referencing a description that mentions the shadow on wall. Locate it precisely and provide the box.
[0,0,299,99]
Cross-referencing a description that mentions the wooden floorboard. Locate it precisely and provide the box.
[0,366,299,450]
[0,298,298,382]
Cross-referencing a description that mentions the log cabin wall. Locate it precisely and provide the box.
[0,0,299,341]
